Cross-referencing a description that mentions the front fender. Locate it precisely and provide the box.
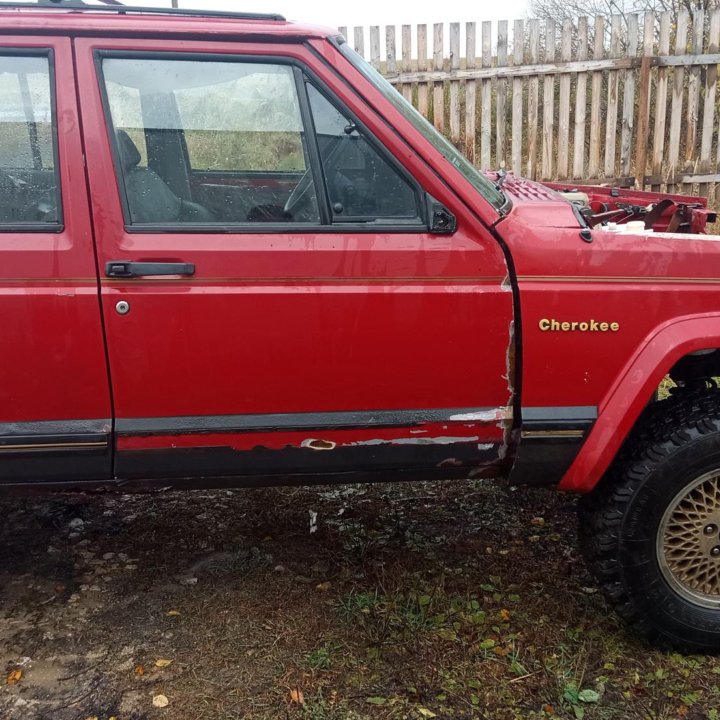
[559,313,720,493]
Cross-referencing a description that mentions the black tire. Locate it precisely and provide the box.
[579,389,720,652]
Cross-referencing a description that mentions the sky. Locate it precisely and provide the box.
[88,0,532,31]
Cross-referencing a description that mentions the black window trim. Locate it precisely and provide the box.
[0,47,64,234]
[94,49,430,236]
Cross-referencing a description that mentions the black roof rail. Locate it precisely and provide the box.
[0,1,286,22]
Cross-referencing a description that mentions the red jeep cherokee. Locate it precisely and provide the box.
[3,0,720,651]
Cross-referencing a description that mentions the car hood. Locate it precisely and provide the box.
[486,173,581,228]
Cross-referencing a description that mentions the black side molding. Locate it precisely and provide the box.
[509,406,598,486]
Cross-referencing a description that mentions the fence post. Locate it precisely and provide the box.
[433,23,444,131]
[465,22,477,163]
[541,19,556,179]
[450,22,461,144]
[573,17,588,179]
[496,21,508,168]
[511,19,524,174]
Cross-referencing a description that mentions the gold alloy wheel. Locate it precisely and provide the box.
[658,470,720,608]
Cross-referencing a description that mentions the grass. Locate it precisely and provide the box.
[1,477,720,719]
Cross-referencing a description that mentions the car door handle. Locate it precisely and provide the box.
[105,261,196,278]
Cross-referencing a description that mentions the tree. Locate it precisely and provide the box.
[528,0,720,24]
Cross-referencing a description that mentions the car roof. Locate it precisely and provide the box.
[0,3,337,40]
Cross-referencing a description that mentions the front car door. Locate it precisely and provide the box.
[74,35,514,484]
[0,36,112,484]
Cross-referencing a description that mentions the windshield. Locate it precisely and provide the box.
[337,40,506,211]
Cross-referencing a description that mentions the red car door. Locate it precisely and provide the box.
[0,36,112,483]
[74,35,513,483]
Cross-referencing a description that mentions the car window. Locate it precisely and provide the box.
[101,57,320,225]
[306,83,422,223]
[0,54,60,226]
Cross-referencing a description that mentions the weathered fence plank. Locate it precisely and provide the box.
[686,10,704,167]
[572,16,588,179]
[557,19,572,178]
[511,19,524,174]
[449,22,460,143]
[620,14,638,177]
[417,24,429,116]
[496,20,508,168]
[651,11,671,191]
[480,21,492,169]
[701,10,720,198]
[465,22,477,163]
[604,15,621,178]
[668,10,689,191]
[527,18,540,179]
[588,15,604,178]
[402,24,412,103]
[369,26,380,69]
[542,19,556,179]
[432,23,443,131]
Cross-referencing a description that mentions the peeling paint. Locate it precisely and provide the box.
[350,436,480,447]
[301,439,337,451]
[448,409,508,422]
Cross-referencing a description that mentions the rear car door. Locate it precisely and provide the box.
[75,36,513,482]
[0,37,112,483]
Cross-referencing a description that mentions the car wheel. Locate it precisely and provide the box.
[579,390,720,652]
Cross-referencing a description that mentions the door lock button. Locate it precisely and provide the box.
[116,300,130,315]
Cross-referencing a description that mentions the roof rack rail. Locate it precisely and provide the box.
[0,1,286,22]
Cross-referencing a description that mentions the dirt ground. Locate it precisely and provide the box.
[1,478,719,720]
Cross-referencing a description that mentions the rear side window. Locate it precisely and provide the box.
[0,53,60,227]
[100,57,320,225]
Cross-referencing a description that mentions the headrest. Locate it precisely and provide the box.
[116,129,142,171]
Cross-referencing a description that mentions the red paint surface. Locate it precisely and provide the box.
[0,35,111,424]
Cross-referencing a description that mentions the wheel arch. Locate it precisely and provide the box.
[560,312,720,493]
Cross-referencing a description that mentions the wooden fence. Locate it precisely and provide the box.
[340,12,720,199]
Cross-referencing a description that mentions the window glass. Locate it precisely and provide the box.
[306,83,421,223]
[0,55,59,225]
[102,58,319,225]
[105,83,147,167]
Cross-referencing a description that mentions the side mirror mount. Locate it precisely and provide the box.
[426,195,457,234]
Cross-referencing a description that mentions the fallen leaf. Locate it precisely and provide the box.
[418,708,437,718]
[578,689,600,703]
[677,706,689,718]
[290,687,304,705]
[530,517,545,526]
[152,694,170,708]
[543,705,555,715]
[155,659,174,668]
[167,610,181,617]
[6,670,22,685]
[134,665,145,676]
[499,608,511,621]
[366,696,387,705]
[315,582,332,592]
